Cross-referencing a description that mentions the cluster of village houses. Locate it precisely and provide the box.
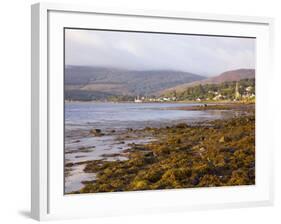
[134,84,255,103]
[206,85,255,102]
[134,96,176,103]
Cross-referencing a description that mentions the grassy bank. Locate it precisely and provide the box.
[72,110,255,194]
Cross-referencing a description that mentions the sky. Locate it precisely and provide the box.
[65,29,255,77]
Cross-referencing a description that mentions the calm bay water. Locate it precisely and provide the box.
[64,102,235,193]
[65,102,227,132]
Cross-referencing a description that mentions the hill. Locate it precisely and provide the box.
[160,69,255,95]
[65,66,205,101]
[162,78,255,102]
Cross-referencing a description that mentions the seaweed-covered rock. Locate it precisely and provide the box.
[219,136,225,143]
[175,123,189,129]
[78,114,255,194]
[90,129,104,136]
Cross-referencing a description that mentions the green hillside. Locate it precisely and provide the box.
[163,79,255,102]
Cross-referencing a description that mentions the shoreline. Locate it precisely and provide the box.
[65,100,255,104]
[166,103,255,111]
[65,104,255,194]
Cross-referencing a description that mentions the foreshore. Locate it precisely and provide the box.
[166,102,255,111]
[66,103,255,194]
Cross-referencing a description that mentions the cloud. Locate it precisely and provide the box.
[65,29,255,77]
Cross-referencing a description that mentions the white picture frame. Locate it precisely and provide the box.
[31,2,274,221]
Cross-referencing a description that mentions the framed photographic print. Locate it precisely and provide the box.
[31,2,274,221]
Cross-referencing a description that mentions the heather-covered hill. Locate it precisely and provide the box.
[65,66,205,100]
[160,69,255,95]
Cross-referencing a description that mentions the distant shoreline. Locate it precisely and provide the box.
[65,100,254,104]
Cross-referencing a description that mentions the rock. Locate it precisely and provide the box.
[219,136,225,143]
[176,138,182,144]
[75,155,86,158]
[219,136,231,143]
[192,145,200,150]
[143,151,154,157]
[175,123,188,128]
[90,129,104,136]
[220,147,235,153]
[131,180,149,190]
[91,128,101,134]
[191,177,200,185]
[65,162,74,167]
[81,180,96,185]
[199,147,205,152]
[101,153,121,158]
[73,140,80,143]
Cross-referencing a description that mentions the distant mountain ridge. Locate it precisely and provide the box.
[65,66,205,100]
[160,69,255,95]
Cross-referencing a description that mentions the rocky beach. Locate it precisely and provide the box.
[65,102,255,194]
